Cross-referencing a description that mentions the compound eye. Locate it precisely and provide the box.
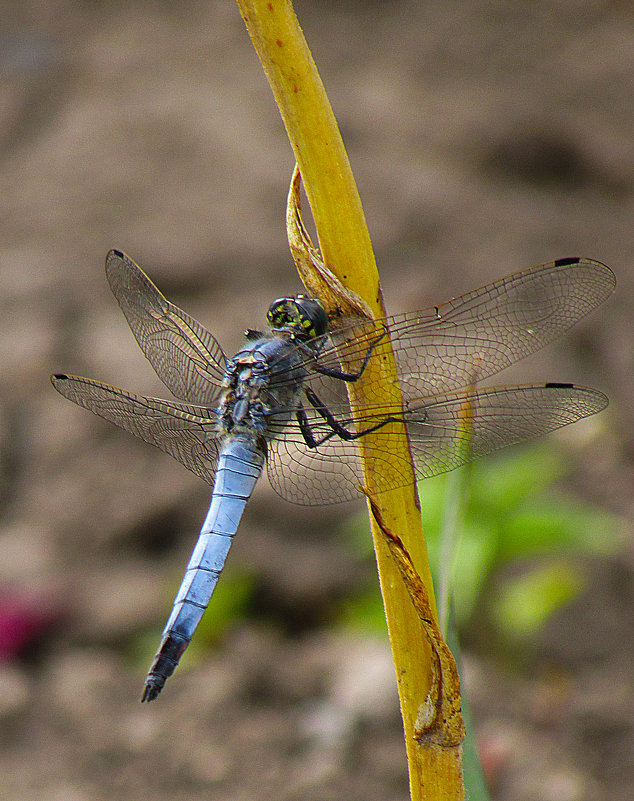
[294,297,328,339]
[267,297,298,328]
[266,295,327,339]
[266,303,279,326]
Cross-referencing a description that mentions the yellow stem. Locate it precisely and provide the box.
[235,2,464,797]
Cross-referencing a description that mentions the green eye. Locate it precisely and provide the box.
[266,295,327,340]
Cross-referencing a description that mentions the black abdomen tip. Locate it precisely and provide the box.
[141,678,164,703]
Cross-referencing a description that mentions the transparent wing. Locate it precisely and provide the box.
[51,373,221,485]
[105,250,226,405]
[265,383,607,505]
[391,258,615,400]
[405,382,607,478]
[288,258,615,412]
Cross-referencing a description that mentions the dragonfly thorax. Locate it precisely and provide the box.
[218,335,307,439]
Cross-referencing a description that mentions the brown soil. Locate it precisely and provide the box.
[1,2,632,799]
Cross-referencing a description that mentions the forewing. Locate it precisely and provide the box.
[303,258,614,405]
[265,383,607,505]
[51,374,220,485]
[105,250,226,405]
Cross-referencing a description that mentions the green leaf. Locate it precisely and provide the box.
[491,560,587,640]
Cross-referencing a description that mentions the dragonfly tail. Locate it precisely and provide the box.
[141,436,265,702]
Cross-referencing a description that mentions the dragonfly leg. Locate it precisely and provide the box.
[312,329,387,382]
[295,402,348,448]
[299,387,400,448]
[296,403,323,448]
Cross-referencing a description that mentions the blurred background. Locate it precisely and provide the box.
[1,2,632,800]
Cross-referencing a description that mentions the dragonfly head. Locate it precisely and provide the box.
[267,295,328,342]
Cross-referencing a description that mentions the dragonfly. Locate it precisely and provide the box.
[52,250,614,701]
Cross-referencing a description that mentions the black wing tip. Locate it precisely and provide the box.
[554,256,581,267]
[544,382,609,411]
[105,249,133,277]
[553,255,615,276]
[105,248,154,292]
[51,373,69,384]
[552,256,616,295]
